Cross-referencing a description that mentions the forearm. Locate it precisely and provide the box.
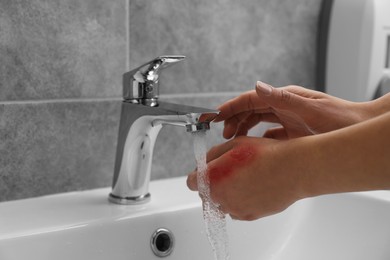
[288,111,390,198]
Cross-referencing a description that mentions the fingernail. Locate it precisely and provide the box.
[256,81,273,96]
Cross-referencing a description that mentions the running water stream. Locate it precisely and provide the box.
[192,131,230,260]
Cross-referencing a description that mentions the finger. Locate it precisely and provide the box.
[222,111,252,139]
[206,140,236,163]
[186,171,198,191]
[235,113,284,137]
[215,90,270,122]
[234,114,262,137]
[223,112,282,139]
[226,114,282,138]
[223,121,238,139]
[256,81,309,114]
[263,127,289,140]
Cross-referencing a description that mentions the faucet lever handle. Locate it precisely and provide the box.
[123,55,186,106]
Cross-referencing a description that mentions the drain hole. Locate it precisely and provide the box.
[156,233,171,252]
[151,228,174,257]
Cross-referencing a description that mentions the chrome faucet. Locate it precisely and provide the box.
[109,56,219,205]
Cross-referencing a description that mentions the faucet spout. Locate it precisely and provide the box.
[109,101,219,205]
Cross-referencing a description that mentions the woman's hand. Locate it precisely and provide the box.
[216,81,371,139]
[187,136,305,220]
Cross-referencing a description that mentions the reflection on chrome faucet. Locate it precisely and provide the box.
[109,56,219,205]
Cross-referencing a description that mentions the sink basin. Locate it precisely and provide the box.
[1,176,390,260]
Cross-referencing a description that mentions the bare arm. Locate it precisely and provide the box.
[297,111,390,198]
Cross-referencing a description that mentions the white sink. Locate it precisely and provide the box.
[1,177,390,260]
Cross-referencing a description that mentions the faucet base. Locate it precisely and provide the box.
[108,192,151,205]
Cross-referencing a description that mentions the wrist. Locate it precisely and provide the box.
[272,137,321,200]
[275,132,355,200]
[361,93,390,119]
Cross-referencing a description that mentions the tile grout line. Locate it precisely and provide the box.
[0,92,240,106]
[0,97,122,106]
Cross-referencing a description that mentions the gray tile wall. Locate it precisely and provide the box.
[0,0,322,202]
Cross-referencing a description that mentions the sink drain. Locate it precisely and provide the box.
[150,228,174,257]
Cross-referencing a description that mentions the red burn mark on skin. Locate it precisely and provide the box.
[229,145,255,162]
[208,145,256,185]
[207,166,233,185]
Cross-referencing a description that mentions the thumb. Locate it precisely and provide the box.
[255,81,307,112]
